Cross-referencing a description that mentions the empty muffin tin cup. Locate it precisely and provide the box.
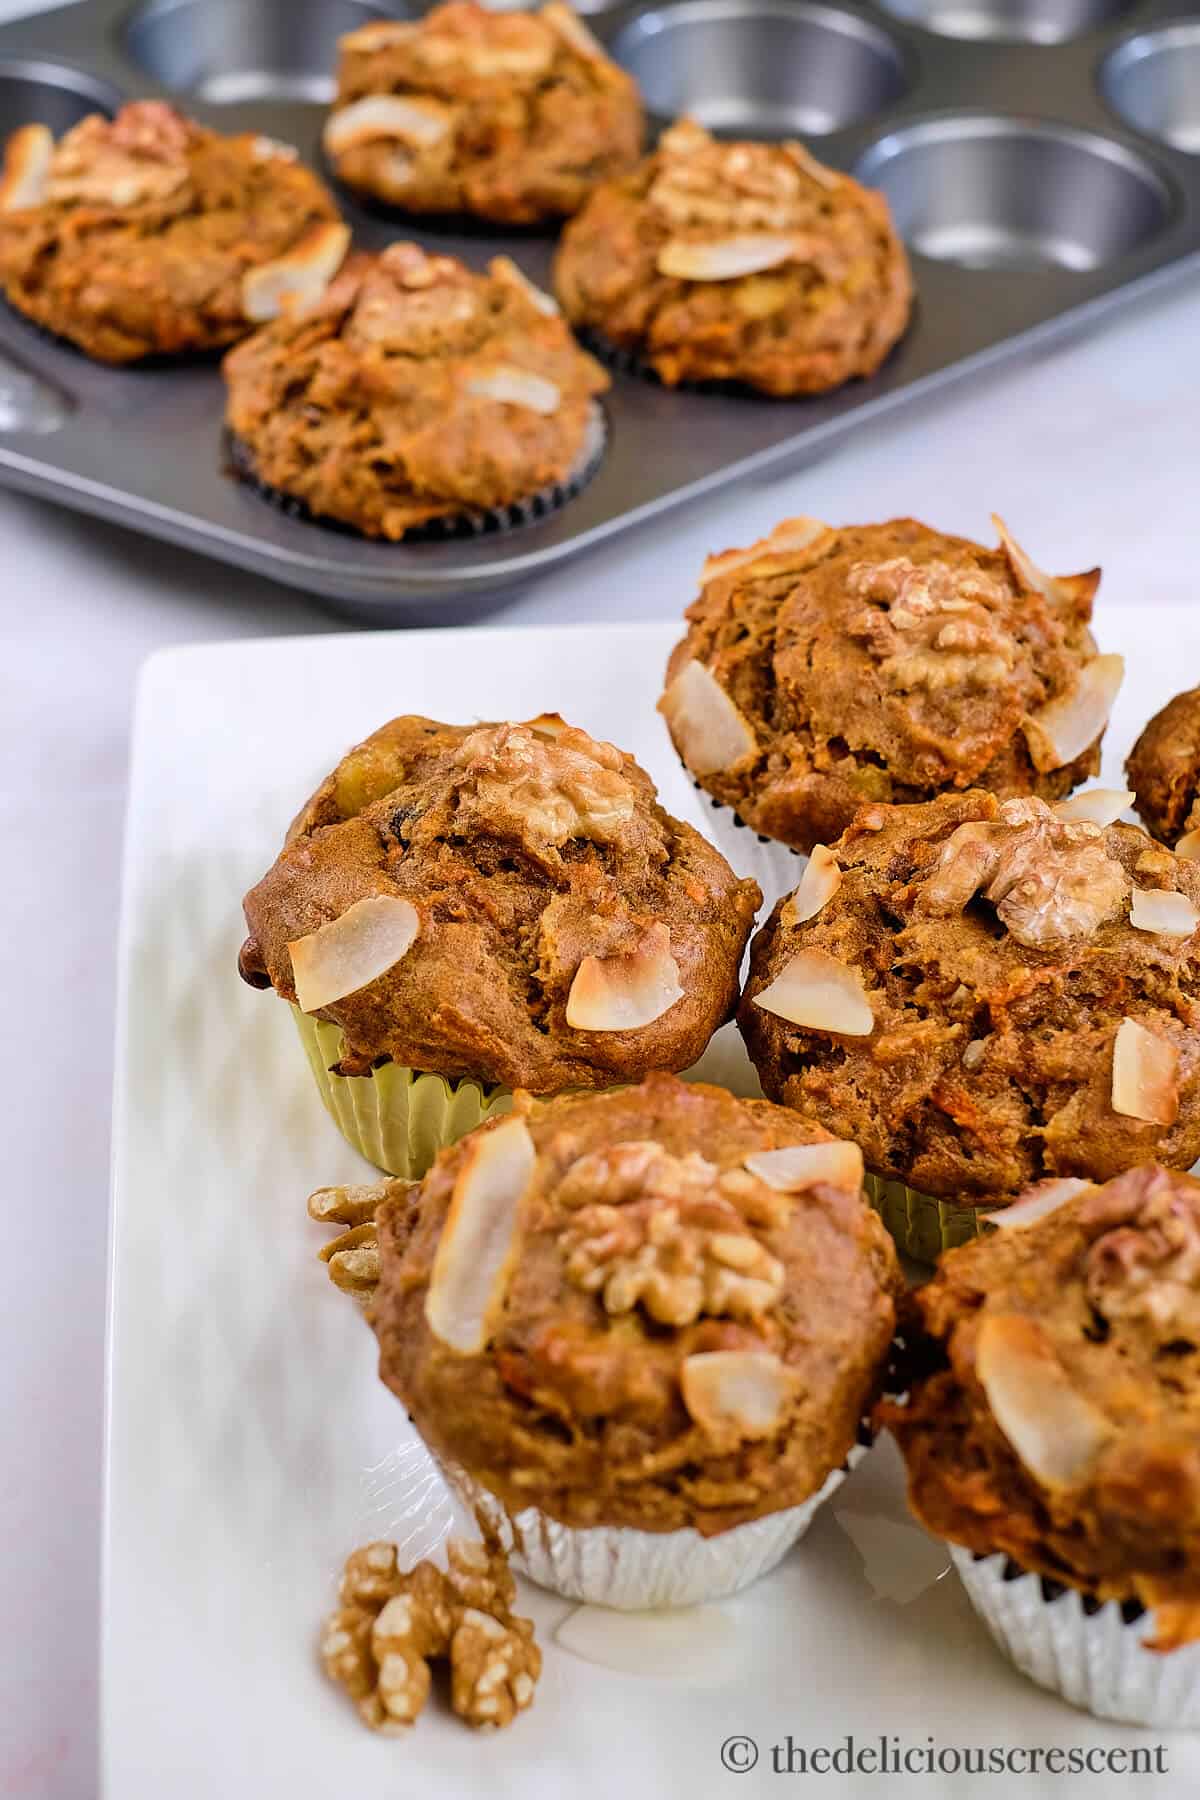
[0,56,120,139]
[1102,24,1200,156]
[122,0,397,104]
[611,0,907,135]
[876,0,1133,46]
[854,117,1172,273]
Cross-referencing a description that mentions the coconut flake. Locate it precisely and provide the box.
[992,514,1098,611]
[781,846,841,927]
[0,123,52,211]
[1111,1016,1180,1126]
[752,950,874,1037]
[566,923,683,1032]
[1053,788,1133,827]
[743,1140,864,1194]
[1177,828,1200,862]
[288,894,419,1013]
[1021,654,1125,773]
[657,234,804,282]
[543,1,609,62]
[701,516,830,586]
[241,221,351,322]
[784,139,841,191]
[323,94,451,157]
[975,1313,1114,1489]
[425,1116,535,1353]
[659,660,756,776]
[680,1350,792,1438]
[1130,886,1200,939]
[990,1178,1092,1231]
[339,18,418,51]
[466,366,561,415]
[491,254,559,315]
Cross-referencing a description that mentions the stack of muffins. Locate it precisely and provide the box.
[0,0,913,542]
[236,504,1200,1735]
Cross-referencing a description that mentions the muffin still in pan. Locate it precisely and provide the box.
[1127,686,1200,856]
[554,119,912,396]
[323,1,644,227]
[223,242,608,541]
[882,1165,1200,1726]
[238,713,761,1178]
[659,512,1116,892]
[0,101,346,364]
[738,789,1200,1260]
[366,1073,901,1609]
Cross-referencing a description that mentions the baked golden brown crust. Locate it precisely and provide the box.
[553,119,912,395]
[239,714,761,1091]
[883,1165,1200,1649]
[661,515,1109,856]
[739,791,1200,1201]
[0,102,340,363]
[324,3,643,225]
[371,1073,901,1534]
[1127,688,1200,849]
[222,242,608,539]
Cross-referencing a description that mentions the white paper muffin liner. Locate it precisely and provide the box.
[952,1546,1200,1729]
[695,788,803,910]
[444,1445,867,1611]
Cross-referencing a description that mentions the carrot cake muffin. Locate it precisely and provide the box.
[660,513,1116,889]
[883,1164,1200,1725]
[1127,687,1200,857]
[323,2,643,226]
[370,1073,902,1607]
[223,241,608,539]
[553,118,911,394]
[739,789,1200,1259]
[238,713,761,1176]
[0,101,345,363]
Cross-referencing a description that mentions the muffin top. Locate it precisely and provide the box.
[223,242,608,539]
[883,1164,1200,1648]
[553,119,912,394]
[239,713,760,1091]
[324,2,643,224]
[371,1073,902,1533]
[0,101,343,362]
[739,790,1200,1201]
[661,514,1115,855]
[1127,687,1200,854]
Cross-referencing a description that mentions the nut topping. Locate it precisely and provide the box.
[649,119,833,234]
[1085,1170,1200,1342]
[915,797,1127,949]
[451,720,637,850]
[44,103,193,208]
[323,1536,540,1733]
[846,556,1017,697]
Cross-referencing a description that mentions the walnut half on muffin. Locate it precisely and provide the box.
[554,118,911,394]
[370,1074,901,1607]
[0,101,345,362]
[239,713,761,1176]
[739,790,1200,1207]
[323,1,644,225]
[661,513,1118,858]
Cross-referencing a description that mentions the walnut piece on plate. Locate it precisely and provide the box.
[310,1179,401,1311]
[322,1536,540,1734]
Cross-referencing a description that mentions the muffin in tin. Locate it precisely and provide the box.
[370,1073,902,1608]
[223,241,608,540]
[0,101,346,363]
[239,713,761,1177]
[882,1164,1200,1725]
[323,1,644,226]
[1127,686,1200,857]
[739,789,1200,1259]
[659,513,1117,890]
[553,118,912,395]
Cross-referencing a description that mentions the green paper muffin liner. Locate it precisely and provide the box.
[292,1008,513,1179]
[863,1173,987,1264]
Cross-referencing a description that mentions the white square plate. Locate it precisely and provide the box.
[106,615,1200,1799]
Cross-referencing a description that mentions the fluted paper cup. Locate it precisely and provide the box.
[952,1546,1200,1729]
[863,1175,986,1264]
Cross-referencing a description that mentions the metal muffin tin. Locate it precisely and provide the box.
[0,0,1197,619]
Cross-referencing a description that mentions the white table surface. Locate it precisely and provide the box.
[3,10,1200,1788]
